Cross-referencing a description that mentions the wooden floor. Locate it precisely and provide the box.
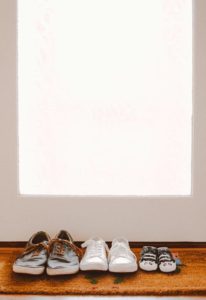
[0,297,205,299]
[0,247,206,297]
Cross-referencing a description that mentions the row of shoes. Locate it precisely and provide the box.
[13,230,177,276]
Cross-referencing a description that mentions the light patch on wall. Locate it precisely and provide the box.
[18,0,192,195]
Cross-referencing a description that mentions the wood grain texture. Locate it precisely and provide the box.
[0,248,206,296]
[1,242,206,248]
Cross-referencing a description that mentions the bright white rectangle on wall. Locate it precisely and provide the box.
[18,0,192,195]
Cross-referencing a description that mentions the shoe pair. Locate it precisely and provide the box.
[13,230,81,275]
[80,237,137,273]
[139,246,176,273]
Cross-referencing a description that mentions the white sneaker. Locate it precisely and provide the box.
[80,237,109,271]
[108,238,138,273]
[158,247,177,273]
[139,246,158,272]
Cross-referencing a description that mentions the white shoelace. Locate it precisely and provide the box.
[81,238,109,259]
[109,241,136,262]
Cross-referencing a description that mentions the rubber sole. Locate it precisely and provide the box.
[13,264,45,275]
[80,262,108,271]
[109,263,138,273]
[46,265,79,276]
[139,261,158,272]
[159,264,177,273]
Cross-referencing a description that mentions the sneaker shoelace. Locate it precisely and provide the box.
[141,247,157,263]
[53,242,66,256]
[18,241,49,259]
[158,248,174,263]
[49,239,82,258]
[109,242,136,261]
[82,239,109,259]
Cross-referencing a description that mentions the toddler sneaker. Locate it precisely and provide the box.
[80,237,109,271]
[108,237,137,273]
[47,230,81,275]
[13,231,50,275]
[158,247,176,273]
[139,246,158,271]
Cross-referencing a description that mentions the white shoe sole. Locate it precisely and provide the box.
[80,262,108,271]
[13,264,45,275]
[159,264,176,273]
[139,263,158,272]
[46,265,79,276]
[109,263,138,273]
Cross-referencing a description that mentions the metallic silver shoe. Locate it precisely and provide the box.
[13,231,50,275]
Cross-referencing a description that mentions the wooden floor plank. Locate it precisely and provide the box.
[0,295,205,300]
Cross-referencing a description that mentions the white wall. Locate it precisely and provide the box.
[0,0,206,241]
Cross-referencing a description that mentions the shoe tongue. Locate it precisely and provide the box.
[112,237,129,247]
[142,246,157,254]
[91,237,104,242]
[158,247,169,253]
[50,241,69,260]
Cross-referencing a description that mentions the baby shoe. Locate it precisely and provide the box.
[158,247,176,273]
[13,231,50,275]
[80,237,109,271]
[47,230,81,275]
[139,246,158,271]
[108,237,138,273]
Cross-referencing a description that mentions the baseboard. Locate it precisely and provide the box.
[0,241,206,248]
